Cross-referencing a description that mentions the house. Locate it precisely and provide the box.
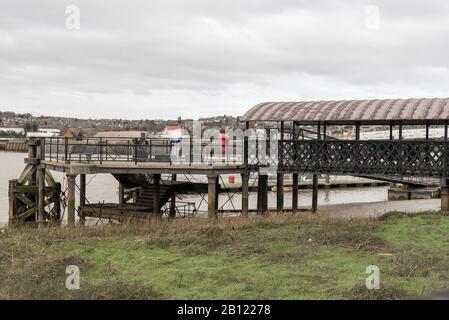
[94,131,150,139]
[62,127,84,140]
[160,125,182,139]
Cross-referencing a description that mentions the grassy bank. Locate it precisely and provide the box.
[1,212,449,299]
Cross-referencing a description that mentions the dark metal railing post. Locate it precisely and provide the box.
[189,135,193,165]
[64,137,69,164]
[244,136,248,166]
[99,138,103,164]
[56,137,59,162]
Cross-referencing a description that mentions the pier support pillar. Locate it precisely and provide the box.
[276,172,284,213]
[79,174,86,207]
[37,167,45,227]
[441,179,449,212]
[257,173,268,215]
[292,173,299,214]
[67,174,76,226]
[153,174,161,216]
[241,172,249,217]
[169,174,177,218]
[8,179,17,226]
[118,183,125,205]
[207,173,218,219]
[312,174,319,213]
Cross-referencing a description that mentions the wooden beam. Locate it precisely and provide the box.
[37,167,45,226]
[257,174,268,215]
[8,179,17,225]
[153,174,160,215]
[169,174,177,218]
[276,172,284,213]
[207,173,218,219]
[79,174,86,207]
[67,174,76,226]
[312,174,319,213]
[241,172,249,217]
[292,173,298,214]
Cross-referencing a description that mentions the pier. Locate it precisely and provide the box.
[8,97,449,226]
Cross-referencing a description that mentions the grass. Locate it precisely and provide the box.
[1,212,449,299]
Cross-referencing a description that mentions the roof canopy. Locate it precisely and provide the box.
[242,98,449,124]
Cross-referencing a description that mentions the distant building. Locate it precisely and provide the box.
[160,125,182,139]
[62,127,84,140]
[26,128,60,138]
[94,131,150,139]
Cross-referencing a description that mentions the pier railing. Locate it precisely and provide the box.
[279,139,449,178]
[43,136,251,166]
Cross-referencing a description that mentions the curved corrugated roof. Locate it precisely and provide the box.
[241,98,449,123]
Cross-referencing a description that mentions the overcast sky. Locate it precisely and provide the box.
[1,0,449,120]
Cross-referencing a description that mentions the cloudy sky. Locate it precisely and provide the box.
[1,0,449,119]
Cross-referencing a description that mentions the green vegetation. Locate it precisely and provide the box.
[1,212,449,300]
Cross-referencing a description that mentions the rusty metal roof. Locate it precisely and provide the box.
[242,98,449,123]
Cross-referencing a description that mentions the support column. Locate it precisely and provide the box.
[8,179,17,225]
[169,174,177,218]
[276,172,284,213]
[312,174,318,213]
[292,173,298,214]
[67,174,76,226]
[37,167,45,227]
[207,173,218,219]
[257,173,268,215]
[79,174,86,207]
[215,175,220,212]
[441,179,449,212]
[241,172,249,217]
[118,183,125,205]
[54,182,61,223]
[153,174,160,215]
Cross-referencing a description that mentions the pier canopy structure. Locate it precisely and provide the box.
[242,98,449,212]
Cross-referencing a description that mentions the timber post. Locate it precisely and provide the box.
[292,173,299,214]
[241,172,249,217]
[67,174,76,226]
[8,179,17,225]
[312,174,319,213]
[153,174,161,216]
[441,179,449,213]
[169,174,177,217]
[118,183,125,205]
[37,167,45,227]
[207,173,218,219]
[257,173,268,215]
[276,172,284,213]
[79,174,86,207]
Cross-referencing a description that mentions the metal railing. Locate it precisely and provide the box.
[279,139,449,178]
[43,136,250,166]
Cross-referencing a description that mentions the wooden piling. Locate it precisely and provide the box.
[8,179,17,225]
[67,174,76,226]
[292,173,298,214]
[276,172,284,213]
[153,174,160,215]
[441,179,449,213]
[118,183,125,205]
[257,173,268,215]
[79,174,86,207]
[241,172,249,217]
[37,167,45,227]
[169,174,177,217]
[207,173,218,219]
[312,174,318,213]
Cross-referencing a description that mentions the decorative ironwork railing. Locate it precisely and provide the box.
[279,140,449,178]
